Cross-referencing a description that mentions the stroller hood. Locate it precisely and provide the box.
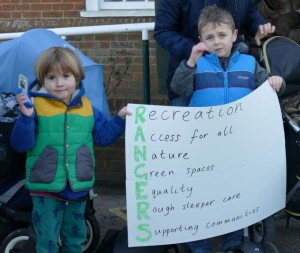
[0,28,110,119]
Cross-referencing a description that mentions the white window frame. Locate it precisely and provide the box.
[80,0,155,17]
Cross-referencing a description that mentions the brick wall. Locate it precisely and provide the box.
[0,0,168,185]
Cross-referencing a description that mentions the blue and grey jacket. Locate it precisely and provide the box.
[190,51,256,107]
[170,50,285,107]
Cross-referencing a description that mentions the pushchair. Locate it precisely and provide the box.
[256,36,300,225]
[231,36,300,253]
[0,28,111,252]
[261,36,300,225]
[0,95,30,247]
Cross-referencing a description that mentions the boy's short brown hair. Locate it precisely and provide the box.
[35,47,85,87]
[198,5,236,36]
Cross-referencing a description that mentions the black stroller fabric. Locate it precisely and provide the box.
[0,93,26,180]
[281,92,300,219]
[261,36,300,219]
[283,111,300,219]
[261,36,300,85]
[0,172,31,211]
[0,92,28,210]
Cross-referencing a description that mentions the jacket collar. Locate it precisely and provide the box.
[29,80,85,107]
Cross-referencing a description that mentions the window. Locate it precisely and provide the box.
[81,0,155,17]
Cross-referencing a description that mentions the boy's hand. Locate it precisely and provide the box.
[187,42,209,68]
[118,106,132,119]
[16,93,34,117]
[255,23,276,46]
[268,76,283,92]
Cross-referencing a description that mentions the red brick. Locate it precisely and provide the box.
[22,11,42,18]
[74,3,84,10]
[31,4,52,11]
[96,34,117,41]
[40,0,61,2]
[16,4,30,11]
[64,0,83,2]
[0,12,12,18]
[53,3,74,10]
[2,4,16,11]
[100,42,110,49]
[116,33,128,41]
[22,0,40,3]
[63,11,80,17]
[77,41,101,49]
[12,12,22,18]
[42,11,63,18]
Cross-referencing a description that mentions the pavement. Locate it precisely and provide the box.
[93,183,300,253]
[94,183,127,244]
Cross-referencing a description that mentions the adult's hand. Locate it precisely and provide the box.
[254,23,276,46]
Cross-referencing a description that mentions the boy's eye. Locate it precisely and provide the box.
[47,76,55,80]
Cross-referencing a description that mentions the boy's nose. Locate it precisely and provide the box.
[56,78,64,86]
[214,37,220,44]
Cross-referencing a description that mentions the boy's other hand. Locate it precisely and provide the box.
[268,76,283,92]
[118,106,132,119]
[255,23,276,46]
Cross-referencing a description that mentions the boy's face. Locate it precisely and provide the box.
[200,23,238,57]
[43,68,77,104]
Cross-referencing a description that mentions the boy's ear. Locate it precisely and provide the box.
[232,29,238,42]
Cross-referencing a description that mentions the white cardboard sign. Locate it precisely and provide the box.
[125,82,286,247]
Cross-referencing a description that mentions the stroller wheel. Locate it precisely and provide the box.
[82,215,101,253]
[58,215,101,253]
[262,241,280,253]
[0,227,35,253]
[249,215,276,243]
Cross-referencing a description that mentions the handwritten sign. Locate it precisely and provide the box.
[125,82,286,247]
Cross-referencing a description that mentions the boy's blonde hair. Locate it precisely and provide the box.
[198,5,236,36]
[35,47,85,87]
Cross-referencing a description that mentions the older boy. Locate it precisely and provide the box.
[155,0,276,106]
[170,5,284,253]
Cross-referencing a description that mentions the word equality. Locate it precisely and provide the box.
[152,184,193,199]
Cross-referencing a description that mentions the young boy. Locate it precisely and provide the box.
[170,5,285,253]
[171,5,285,108]
[10,47,131,253]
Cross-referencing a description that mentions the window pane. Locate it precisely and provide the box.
[83,0,155,16]
[103,0,154,1]
[100,0,154,9]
